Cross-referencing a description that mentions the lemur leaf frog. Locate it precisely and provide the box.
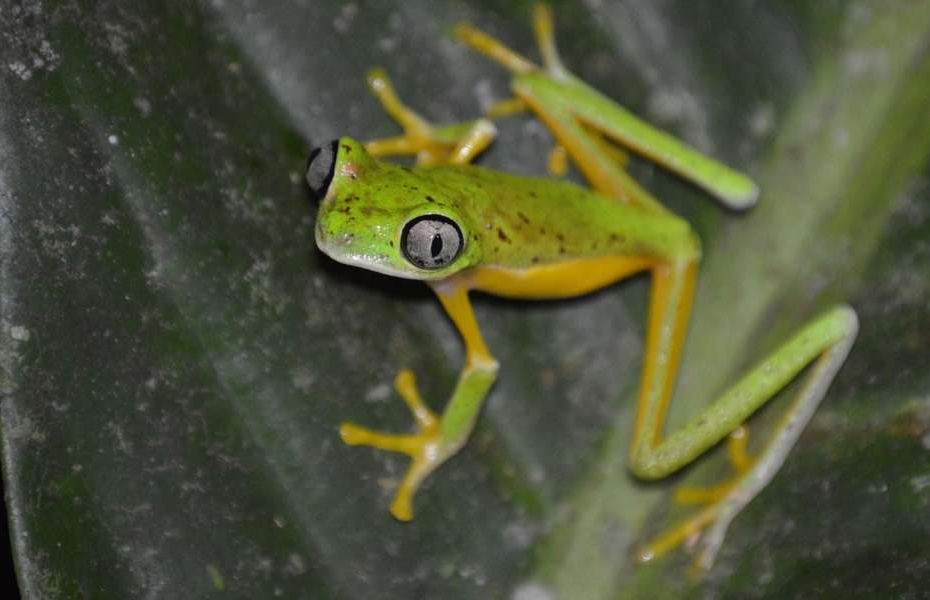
[305,5,858,571]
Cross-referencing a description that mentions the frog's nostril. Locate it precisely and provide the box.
[306,139,339,199]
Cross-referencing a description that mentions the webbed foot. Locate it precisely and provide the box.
[636,426,756,574]
[363,68,495,166]
[340,368,454,520]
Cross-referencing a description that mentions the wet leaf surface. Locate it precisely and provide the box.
[1,1,929,598]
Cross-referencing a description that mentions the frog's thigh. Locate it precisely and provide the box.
[512,83,667,214]
[469,255,655,299]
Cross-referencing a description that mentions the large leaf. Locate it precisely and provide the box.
[2,1,929,598]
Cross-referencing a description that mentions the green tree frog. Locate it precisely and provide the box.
[305,5,858,571]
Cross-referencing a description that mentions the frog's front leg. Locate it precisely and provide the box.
[340,276,499,520]
[363,68,496,166]
[338,369,442,521]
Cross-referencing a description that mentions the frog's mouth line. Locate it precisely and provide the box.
[314,219,464,282]
[314,226,418,280]
[322,248,422,280]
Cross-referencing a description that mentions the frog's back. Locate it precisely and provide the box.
[420,163,697,267]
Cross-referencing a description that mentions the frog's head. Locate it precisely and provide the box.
[307,137,480,281]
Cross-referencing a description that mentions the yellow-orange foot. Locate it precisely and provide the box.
[339,368,452,520]
[457,7,632,178]
[636,426,756,573]
[362,68,495,166]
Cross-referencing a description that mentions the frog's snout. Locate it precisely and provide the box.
[306,139,338,199]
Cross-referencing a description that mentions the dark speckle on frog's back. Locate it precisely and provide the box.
[317,137,696,275]
[419,163,695,266]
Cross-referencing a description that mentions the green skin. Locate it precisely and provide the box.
[315,137,698,278]
[311,14,859,569]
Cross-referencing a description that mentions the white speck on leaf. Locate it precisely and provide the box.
[8,61,31,81]
[289,367,315,392]
[333,3,359,35]
[133,96,152,116]
[377,35,398,53]
[9,325,30,341]
[365,382,391,402]
[910,474,930,492]
[286,553,306,575]
[473,78,498,113]
[512,581,556,600]
[749,102,776,138]
[648,87,713,153]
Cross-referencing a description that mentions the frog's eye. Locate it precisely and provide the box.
[306,139,338,199]
[401,215,464,270]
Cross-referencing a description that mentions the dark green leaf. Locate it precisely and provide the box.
[2,1,929,598]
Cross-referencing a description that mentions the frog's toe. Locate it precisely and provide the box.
[635,502,718,566]
[338,422,422,455]
[673,425,754,505]
[636,426,757,572]
[339,421,381,446]
[340,420,449,520]
[389,495,414,522]
[388,451,439,521]
[673,480,737,505]
[362,67,489,166]
[339,370,455,519]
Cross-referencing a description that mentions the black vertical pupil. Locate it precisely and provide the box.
[430,234,443,258]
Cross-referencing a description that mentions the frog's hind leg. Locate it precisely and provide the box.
[453,21,538,76]
[545,123,631,179]
[672,425,754,506]
[454,4,563,78]
[531,3,571,79]
[457,8,665,212]
[363,68,495,166]
[454,6,555,162]
[634,426,755,564]
[630,299,859,573]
